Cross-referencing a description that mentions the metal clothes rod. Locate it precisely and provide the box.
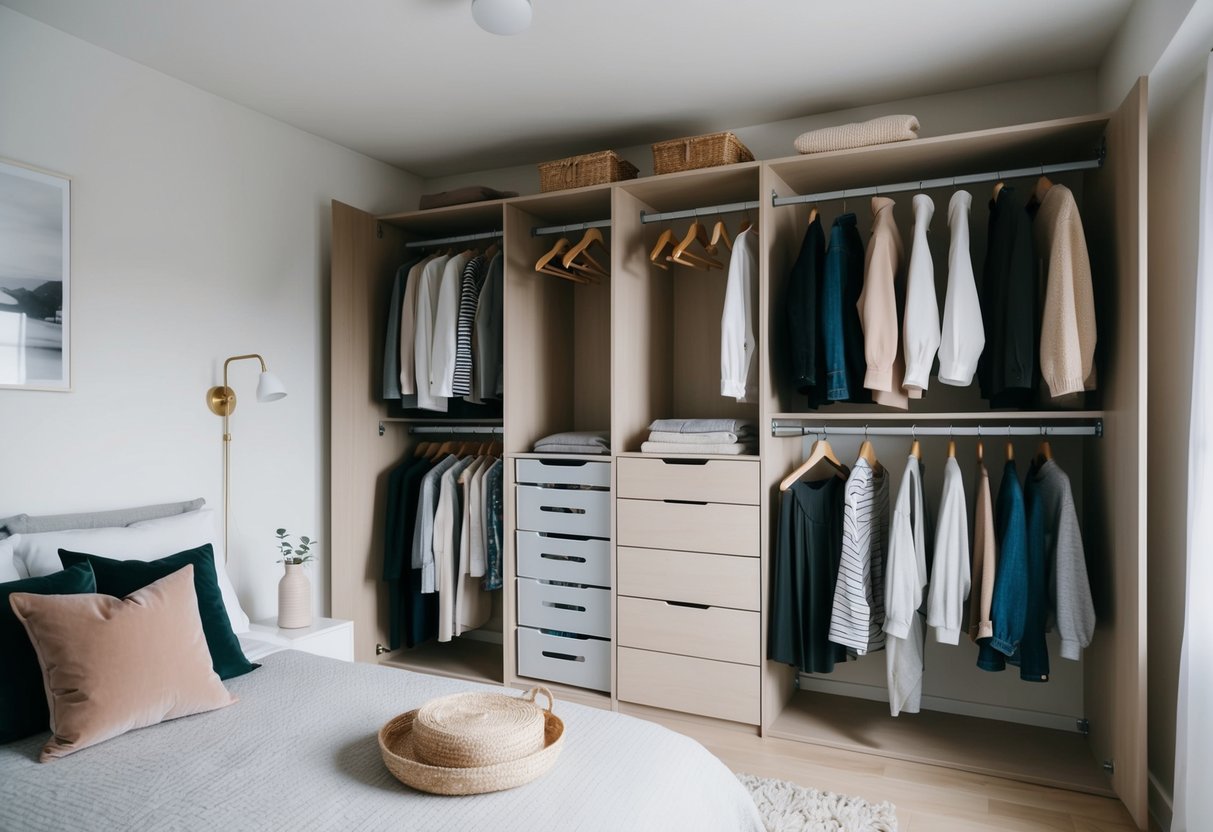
[405,230,503,249]
[406,425,504,436]
[640,200,761,225]
[532,218,611,237]
[771,156,1104,208]
[770,422,1103,438]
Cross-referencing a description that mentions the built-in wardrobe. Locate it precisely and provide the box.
[330,79,1147,827]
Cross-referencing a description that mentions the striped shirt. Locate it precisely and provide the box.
[828,458,889,654]
[452,255,487,397]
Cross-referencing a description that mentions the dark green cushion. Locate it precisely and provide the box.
[1,562,97,743]
[59,544,256,681]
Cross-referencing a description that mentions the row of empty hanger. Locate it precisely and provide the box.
[648,214,752,271]
[533,227,609,284]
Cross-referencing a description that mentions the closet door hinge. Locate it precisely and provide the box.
[376,643,390,656]
[1102,759,1115,775]
[1076,718,1090,735]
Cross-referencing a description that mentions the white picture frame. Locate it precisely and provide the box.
[0,158,71,391]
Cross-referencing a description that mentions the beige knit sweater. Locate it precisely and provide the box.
[1035,184,1097,397]
[858,197,910,409]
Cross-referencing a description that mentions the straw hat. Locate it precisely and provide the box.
[378,686,564,795]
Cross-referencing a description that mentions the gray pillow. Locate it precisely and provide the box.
[0,498,205,539]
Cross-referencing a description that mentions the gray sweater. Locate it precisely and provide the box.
[1031,460,1096,660]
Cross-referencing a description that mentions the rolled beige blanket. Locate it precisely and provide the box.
[794,114,920,155]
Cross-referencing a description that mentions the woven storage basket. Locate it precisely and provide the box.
[652,131,754,175]
[538,150,639,193]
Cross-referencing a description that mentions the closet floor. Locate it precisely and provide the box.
[638,707,1140,831]
[380,638,503,685]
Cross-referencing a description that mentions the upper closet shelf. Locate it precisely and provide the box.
[769,410,1105,423]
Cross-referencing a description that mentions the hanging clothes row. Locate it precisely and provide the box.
[783,177,1097,410]
[768,431,1096,718]
[381,439,504,651]
[382,241,504,411]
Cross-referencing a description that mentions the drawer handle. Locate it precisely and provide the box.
[660,458,710,466]
[541,650,586,663]
[662,499,708,506]
[543,601,587,612]
[535,460,590,468]
[541,553,587,563]
[665,601,711,610]
[540,506,588,515]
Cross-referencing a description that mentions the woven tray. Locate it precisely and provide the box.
[538,150,639,193]
[652,131,754,176]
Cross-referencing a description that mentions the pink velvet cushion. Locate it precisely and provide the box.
[8,564,236,761]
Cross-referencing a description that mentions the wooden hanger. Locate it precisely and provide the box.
[857,439,880,472]
[739,214,752,233]
[1034,428,1053,466]
[947,437,957,458]
[1005,438,1015,461]
[535,238,590,284]
[670,220,722,270]
[484,241,500,261]
[709,219,733,253]
[976,432,984,464]
[1032,174,1054,205]
[648,228,679,271]
[779,436,848,491]
[992,181,1006,201]
[562,228,609,278]
[807,206,819,225]
[909,438,922,460]
[436,440,459,457]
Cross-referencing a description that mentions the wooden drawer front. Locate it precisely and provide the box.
[617,596,758,665]
[617,647,759,725]
[616,499,758,556]
[517,485,611,538]
[516,458,611,489]
[617,457,759,505]
[516,627,610,692]
[516,577,611,638]
[617,547,759,610]
[516,531,611,588]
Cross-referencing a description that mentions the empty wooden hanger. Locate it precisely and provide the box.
[709,218,733,253]
[670,219,722,270]
[779,434,848,491]
[649,228,679,271]
[535,238,590,284]
[562,227,609,279]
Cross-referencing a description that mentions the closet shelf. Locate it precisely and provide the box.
[510,451,613,462]
[617,450,760,461]
[379,639,504,686]
[769,411,1105,423]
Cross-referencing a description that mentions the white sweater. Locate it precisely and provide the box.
[938,191,986,386]
[926,456,971,644]
[720,228,758,401]
[884,455,928,716]
[902,194,940,393]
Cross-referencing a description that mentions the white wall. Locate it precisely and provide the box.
[0,7,420,621]
[423,72,1098,197]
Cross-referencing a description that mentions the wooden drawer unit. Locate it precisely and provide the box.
[617,596,759,665]
[517,484,611,538]
[516,627,610,692]
[516,458,611,489]
[616,499,759,556]
[617,457,759,505]
[617,547,759,610]
[516,577,611,639]
[617,647,760,725]
[516,531,611,588]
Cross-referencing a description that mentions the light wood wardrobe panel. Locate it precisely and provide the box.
[1079,78,1148,829]
[329,200,412,661]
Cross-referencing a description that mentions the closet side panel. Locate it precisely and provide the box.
[1081,78,1148,828]
[573,275,612,432]
[330,200,412,662]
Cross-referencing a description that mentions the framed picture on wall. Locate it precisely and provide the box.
[0,158,70,391]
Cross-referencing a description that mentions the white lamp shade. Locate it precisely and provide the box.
[256,371,287,403]
[471,0,532,35]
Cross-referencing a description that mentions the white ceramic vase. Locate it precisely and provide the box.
[277,562,312,629]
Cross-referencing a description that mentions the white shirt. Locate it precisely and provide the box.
[720,227,758,402]
[413,254,452,412]
[926,455,971,644]
[885,455,928,717]
[429,251,473,399]
[902,194,940,393]
[434,456,473,641]
[938,190,986,386]
[455,457,493,636]
[398,254,435,397]
[828,458,889,654]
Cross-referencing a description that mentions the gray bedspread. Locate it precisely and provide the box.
[0,651,763,831]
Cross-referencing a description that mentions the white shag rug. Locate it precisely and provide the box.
[738,773,898,832]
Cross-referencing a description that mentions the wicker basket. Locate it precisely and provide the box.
[538,150,639,193]
[652,131,754,175]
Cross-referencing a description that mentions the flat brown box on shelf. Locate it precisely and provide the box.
[652,131,754,175]
[537,150,639,192]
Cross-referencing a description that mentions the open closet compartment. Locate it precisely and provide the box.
[611,164,763,456]
[756,80,1146,825]
[330,198,508,685]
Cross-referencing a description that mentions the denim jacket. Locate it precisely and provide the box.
[988,460,1027,659]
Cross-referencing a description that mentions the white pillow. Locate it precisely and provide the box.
[0,538,19,582]
[9,508,250,633]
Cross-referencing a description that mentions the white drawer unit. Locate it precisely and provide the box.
[516,531,611,588]
[516,627,610,692]
[516,576,611,639]
[517,484,612,538]
[516,458,611,489]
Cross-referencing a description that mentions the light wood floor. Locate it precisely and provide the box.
[636,707,1140,832]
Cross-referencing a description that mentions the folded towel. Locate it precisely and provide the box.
[534,431,610,451]
[648,430,747,445]
[793,115,920,155]
[533,444,610,455]
[648,419,755,435]
[640,441,756,456]
[419,186,520,210]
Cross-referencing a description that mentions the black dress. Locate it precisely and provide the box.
[768,476,849,674]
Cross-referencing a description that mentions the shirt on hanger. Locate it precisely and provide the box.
[383,257,422,400]
[1035,184,1097,398]
[968,457,996,644]
[482,459,504,591]
[938,191,985,386]
[786,216,828,408]
[383,455,438,650]
[399,254,435,398]
[454,456,492,637]
[434,456,474,642]
[822,214,870,403]
[411,454,459,594]
[986,459,1027,666]
[978,187,1036,408]
[926,455,971,644]
[472,252,504,402]
[1018,463,1050,682]
[1029,458,1095,660]
[430,251,474,400]
[413,254,453,412]
[452,255,488,398]
[828,458,889,655]
[859,197,910,410]
[902,194,940,394]
[885,455,928,716]
[721,227,759,402]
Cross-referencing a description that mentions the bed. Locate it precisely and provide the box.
[0,650,764,831]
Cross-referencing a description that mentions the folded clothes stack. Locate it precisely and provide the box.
[532,430,611,455]
[640,419,757,456]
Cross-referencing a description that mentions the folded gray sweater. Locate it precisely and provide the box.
[533,431,610,453]
[648,419,755,436]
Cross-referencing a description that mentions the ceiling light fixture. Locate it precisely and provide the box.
[471,0,532,35]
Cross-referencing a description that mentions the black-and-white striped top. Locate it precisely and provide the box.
[829,458,890,654]
[452,255,487,397]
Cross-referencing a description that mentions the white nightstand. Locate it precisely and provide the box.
[247,617,355,662]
